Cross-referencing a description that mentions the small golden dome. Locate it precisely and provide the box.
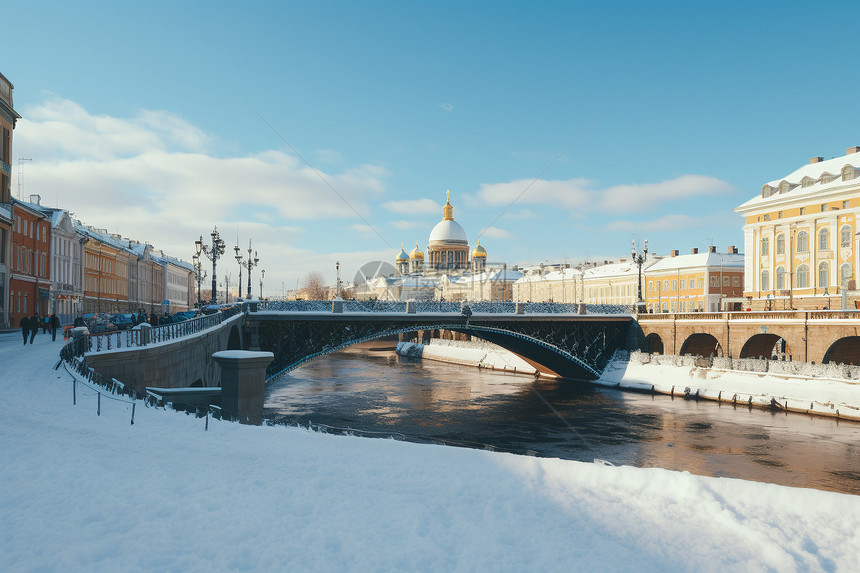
[472,239,487,258]
[396,244,410,261]
[442,189,454,221]
[410,242,425,259]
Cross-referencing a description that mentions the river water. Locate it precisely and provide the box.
[263,347,860,495]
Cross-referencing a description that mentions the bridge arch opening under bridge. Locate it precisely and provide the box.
[739,333,790,360]
[254,315,633,382]
[823,336,860,365]
[679,333,723,357]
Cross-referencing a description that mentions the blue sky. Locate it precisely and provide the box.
[5,0,860,293]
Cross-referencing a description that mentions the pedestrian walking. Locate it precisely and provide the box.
[50,314,61,341]
[29,314,39,344]
[42,315,49,334]
[20,316,30,346]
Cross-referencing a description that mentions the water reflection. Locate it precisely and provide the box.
[263,349,860,495]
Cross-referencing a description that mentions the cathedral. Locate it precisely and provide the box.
[357,192,519,301]
[395,191,486,276]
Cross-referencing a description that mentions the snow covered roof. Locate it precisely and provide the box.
[646,251,743,273]
[736,151,860,211]
[0,204,10,221]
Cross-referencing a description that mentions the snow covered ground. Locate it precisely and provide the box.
[2,331,860,572]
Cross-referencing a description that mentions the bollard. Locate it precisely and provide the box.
[577,303,587,315]
[213,350,274,425]
[332,297,344,313]
[406,300,417,314]
[515,302,525,315]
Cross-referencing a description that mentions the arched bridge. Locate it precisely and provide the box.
[248,309,635,381]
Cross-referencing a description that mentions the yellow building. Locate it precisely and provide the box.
[644,247,744,313]
[735,147,860,310]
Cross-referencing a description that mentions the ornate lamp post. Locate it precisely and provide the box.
[238,239,259,299]
[260,269,265,299]
[336,261,341,298]
[234,244,244,299]
[195,226,226,305]
[191,254,208,308]
[631,238,648,313]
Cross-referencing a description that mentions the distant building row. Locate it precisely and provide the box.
[0,72,194,328]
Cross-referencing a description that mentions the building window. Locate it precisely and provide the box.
[797,231,809,253]
[663,280,669,291]
[800,207,806,215]
[672,280,677,290]
[844,200,850,209]
[841,263,853,286]
[680,302,686,312]
[819,262,829,287]
[776,234,785,255]
[710,276,719,287]
[818,228,829,250]
[732,277,740,287]
[841,225,852,247]
[797,264,809,288]
[761,270,770,290]
[697,278,703,289]
[776,266,785,290]
[764,214,770,221]
[648,280,653,292]
[778,211,783,219]
[761,237,769,255]
[821,204,827,212]
[722,276,730,286]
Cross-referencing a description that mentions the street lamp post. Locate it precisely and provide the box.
[195,226,226,305]
[260,269,265,299]
[631,238,649,313]
[336,261,341,298]
[234,244,244,299]
[191,254,207,308]
[239,240,259,299]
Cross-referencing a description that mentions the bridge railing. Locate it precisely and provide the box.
[638,309,860,321]
[255,300,632,315]
[69,306,243,356]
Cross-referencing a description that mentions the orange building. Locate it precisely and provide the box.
[9,199,51,327]
[644,247,744,313]
[1,71,21,328]
[79,227,133,314]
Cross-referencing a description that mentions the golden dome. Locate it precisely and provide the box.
[472,240,487,258]
[396,244,410,261]
[410,242,425,259]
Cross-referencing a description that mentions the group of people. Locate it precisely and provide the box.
[19,314,62,345]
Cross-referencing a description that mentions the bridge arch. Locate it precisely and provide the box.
[643,333,664,355]
[823,337,860,365]
[739,333,789,360]
[679,333,722,357]
[227,324,242,350]
[257,317,629,382]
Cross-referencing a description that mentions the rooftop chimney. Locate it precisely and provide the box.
[728,245,736,254]
[691,247,699,254]
[810,156,824,164]
[708,245,717,253]
[28,194,41,206]
[847,146,860,155]
[670,249,679,257]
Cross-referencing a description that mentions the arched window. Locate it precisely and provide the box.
[797,264,809,288]
[776,266,785,290]
[797,231,809,253]
[841,225,852,247]
[761,270,770,290]
[841,263,853,286]
[761,237,769,255]
[819,262,829,287]
[818,228,829,250]
[776,234,785,255]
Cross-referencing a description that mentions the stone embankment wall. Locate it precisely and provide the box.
[84,314,245,394]
[626,350,860,381]
[396,339,540,376]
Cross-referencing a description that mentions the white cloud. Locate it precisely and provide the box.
[606,214,704,233]
[439,103,453,111]
[478,226,513,239]
[12,96,393,294]
[475,175,734,214]
[391,220,427,230]
[382,198,440,215]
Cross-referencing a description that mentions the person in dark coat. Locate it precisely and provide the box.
[20,316,30,346]
[29,314,39,344]
[50,314,61,341]
[73,315,85,327]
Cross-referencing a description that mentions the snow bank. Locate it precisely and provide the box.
[396,340,539,375]
[599,356,860,421]
[2,335,860,571]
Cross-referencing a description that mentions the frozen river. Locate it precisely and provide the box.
[264,346,860,495]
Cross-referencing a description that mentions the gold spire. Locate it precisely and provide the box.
[410,241,425,259]
[442,190,454,221]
